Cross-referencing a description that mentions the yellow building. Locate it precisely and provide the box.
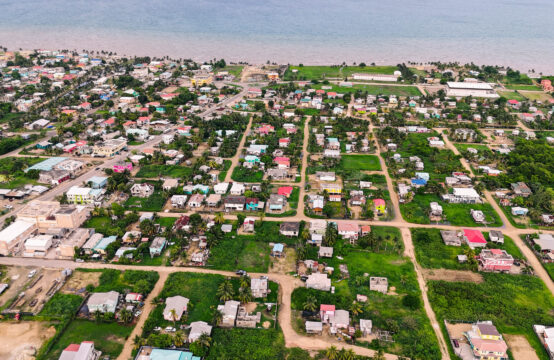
[191,74,213,86]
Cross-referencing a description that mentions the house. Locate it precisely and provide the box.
[430,202,443,218]
[306,321,323,334]
[534,325,554,359]
[471,209,486,223]
[243,217,255,232]
[130,183,154,198]
[306,273,331,291]
[170,195,188,208]
[59,341,100,360]
[214,182,229,195]
[280,222,300,236]
[318,246,333,258]
[279,138,290,148]
[188,321,213,343]
[320,304,335,323]
[337,222,359,243]
[125,293,143,303]
[463,229,487,249]
[320,183,342,194]
[245,198,259,211]
[39,169,71,185]
[277,186,293,198]
[163,296,189,321]
[442,187,481,204]
[316,171,336,182]
[465,322,508,360]
[268,194,286,212]
[251,277,269,298]
[360,319,373,336]
[113,162,132,173]
[489,230,504,244]
[217,300,240,327]
[534,234,554,254]
[511,206,529,216]
[331,310,350,331]
[188,194,205,208]
[440,230,462,246]
[224,196,245,211]
[88,176,108,189]
[324,149,341,158]
[149,237,166,257]
[206,194,221,208]
[478,249,514,271]
[446,82,499,98]
[87,291,119,313]
[272,243,285,257]
[274,156,290,169]
[230,182,245,195]
[373,199,386,215]
[66,186,104,205]
[369,277,388,294]
[511,182,532,197]
[162,178,179,191]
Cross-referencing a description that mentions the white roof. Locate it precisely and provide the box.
[67,186,92,196]
[25,235,53,247]
[0,220,35,245]
[447,82,493,90]
[453,187,480,198]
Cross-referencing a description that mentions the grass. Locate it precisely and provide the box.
[155,216,177,229]
[0,156,45,188]
[43,320,133,360]
[521,91,553,102]
[207,235,270,273]
[453,143,490,152]
[39,293,83,318]
[82,216,112,233]
[285,65,399,80]
[135,164,191,178]
[498,91,527,101]
[504,84,542,91]
[124,192,167,212]
[230,166,264,182]
[339,154,381,171]
[292,249,441,359]
[311,83,421,97]
[220,65,244,77]
[218,160,232,181]
[207,328,286,360]
[428,273,554,360]
[400,193,502,227]
[80,269,159,295]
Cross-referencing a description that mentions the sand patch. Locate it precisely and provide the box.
[0,322,56,360]
[262,321,271,329]
[422,268,483,283]
[505,334,539,360]
[62,271,101,294]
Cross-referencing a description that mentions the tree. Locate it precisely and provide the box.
[303,295,317,312]
[402,294,421,310]
[326,346,338,360]
[169,308,178,326]
[173,330,185,347]
[349,301,363,316]
[238,286,252,304]
[324,223,338,246]
[214,212,225,224]
[212,309,223,326]
[217,279,234,301]
[190,333,212,357]
[239,275,250,289]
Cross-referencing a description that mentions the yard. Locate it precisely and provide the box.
[231,166,264,182]
[207,234,271,273]
[221,65,244,77]
[207,328,286,360]
[400,193,502,227]
[124,192,167,212]
[498,91,527,102]
[339,155,381,171]
[43,320,133,360]
[285,65,399,80]
[428,273,554,360]
[80,269,159,295]
[135,165,192,178]
[0,156,45,188]
[311,83,421,97]
[82,216,112,233]
[292,249,441,359]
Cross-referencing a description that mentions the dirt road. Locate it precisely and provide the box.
[224,116,253,182]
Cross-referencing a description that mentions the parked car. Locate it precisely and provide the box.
[453,339,459,348]
[154,327,161,332]
[165,326,176,332]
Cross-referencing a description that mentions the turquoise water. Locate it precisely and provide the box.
[0,0,553,72]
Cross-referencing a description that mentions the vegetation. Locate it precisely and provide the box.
[135,164,192,178]
[207,328,286,360]
[339,155,381,171]
[208,234,270,272]
[80,269,159,295]
[231,166,264,182]
[40,293,83,318]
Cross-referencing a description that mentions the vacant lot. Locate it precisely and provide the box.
[285,65,399,80]
[422,269,483,283]
[135,164,192,178]
[62,271,101,294]
[505,334,540,360]
[208,235,270,273]
[339,154,381,171]
[0,266,34,308]
[0,321,56,360]
[124,192,167,212]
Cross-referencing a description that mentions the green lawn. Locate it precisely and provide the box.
[428,273,554,360]
[81,269,159,295]
[292,250,441,359]
[155,217,177,229]
[220,65,244,77]
[124,192,167,212]
[82,216,112,233]
[311,83,421,97]
[40,293,83,318]
[0,156,45,188]
[504,84,542,91]
[400,194,502,227]
[44,320,133,360]
[135,165,191,178]
[207,235,270,273]
[498,91,527,101]
[285,65,399,80]
[339,154,381,171]
[218,160,232,181]
[230,167,264,182]
[453,143,490,152]
[207,328,286,360]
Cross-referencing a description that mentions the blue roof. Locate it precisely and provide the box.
[25,157,67,172]
[88,176,107,185]
[149,349,199,360]
[93,236,117,251]
[411,178,427,186]
[273,243,284,252]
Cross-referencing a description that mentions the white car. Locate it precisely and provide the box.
[164,326,176,332]
[28,270,37,278]
[153,327,161,332]
[134,310,142,317]
[4,205,12,209]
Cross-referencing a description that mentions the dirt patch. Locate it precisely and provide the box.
[262,321,271,329]
[505,334,539,360]
[244,302,258,313]
[422,269,483,283]
[62,271,101,294]
[17,269,65,314]
[0,321,56,360]
[270,248,296,274]
[0,266,35,308]
[445,322,472,340]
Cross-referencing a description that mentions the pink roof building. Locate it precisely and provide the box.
[278,186,293,198]
[320,304,335,322]
[113,162,133,173]
[274,156,290,169]
[463,229,487,248]
[478,249,513,271]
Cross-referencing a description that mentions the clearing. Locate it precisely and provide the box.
[504,334,539,360]
[0,321,56,360]
[422,268,483,283]
[61,271,102,294]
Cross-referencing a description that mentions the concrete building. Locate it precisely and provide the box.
[24,234,53,256]
[66,186,104,205]
[369,277,388,294]
[0,220,37,256]
[188,321,212,342]
[59,341,101,360]
[87,291,119,313]
[446,82,499,98]
[163,296,189,321]
[306,273,331,291]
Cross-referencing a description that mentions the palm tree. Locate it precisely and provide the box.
[301,227,310,242]
[238,286,252,304]
[173,330,185,347]
[349,301,363,316]
[214,212,225,224]
[133,335,145,350]
[326,346,338,360]
[217,279,234,301]
[239,275,250,289]
[212,309,223,326]
[303,295,317,312]
[93,309,103,323]
[119,308,133,324]
[337,348,347,360]
[195,333,212,351]
[342,349,355,360]
[170,308,178,326]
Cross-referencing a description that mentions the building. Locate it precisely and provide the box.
[0,220,37,255]
[251,277,269,298]
[87,176,108,189]
[320,304,335,323]
[465,321,508,360]
[441,187,481,203]
[280,222,300,237]
[113,162,132,173]
[217,300,240,327]
[130,183,154,198]
[149,237,166,257]
[163,296,189,321]
[306,321,323,334]
[446,82,499,98]
[331,309,350,331]
[352,73,398,82]
[478,249,514,271]
[93,138,127,157]
[224,196,245,211]
[360,319,373,336]
[59,341,100,360]
[369,277,388,294]
[533,325,554,360]
[87,291,119,313]
[489,230,504,244]
[511,182,532,197]
[464,229,487,249]
[188,321,212,343]
[306,273,331,291]
[24,234,53,256]
[134,347,200,360]
[440,230,462,246]
[170,195,188,208]
[39,169,71,185]
[66,186,104,204]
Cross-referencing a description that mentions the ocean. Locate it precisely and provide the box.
[0,0,553,72]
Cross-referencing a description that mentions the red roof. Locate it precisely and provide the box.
[320,304,335,312]
[463,229,486,244]
[63,344,81,352]
[373,198,386,206]
[278,186,293,197]
[490,249,503,255]
[507,99,519,104]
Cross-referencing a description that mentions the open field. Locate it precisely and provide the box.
[61,271,101,294]
[520,91,553,102]
[124,192,167,212]
[285,65,399,80]
[505,334,540,360]
[498,91,527,101]
[422,268,483,283]
[0,321,56,360]
[339,154,381,171]
[135,164,191,178]
[311,83,421,97]
[207,235,270,273]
